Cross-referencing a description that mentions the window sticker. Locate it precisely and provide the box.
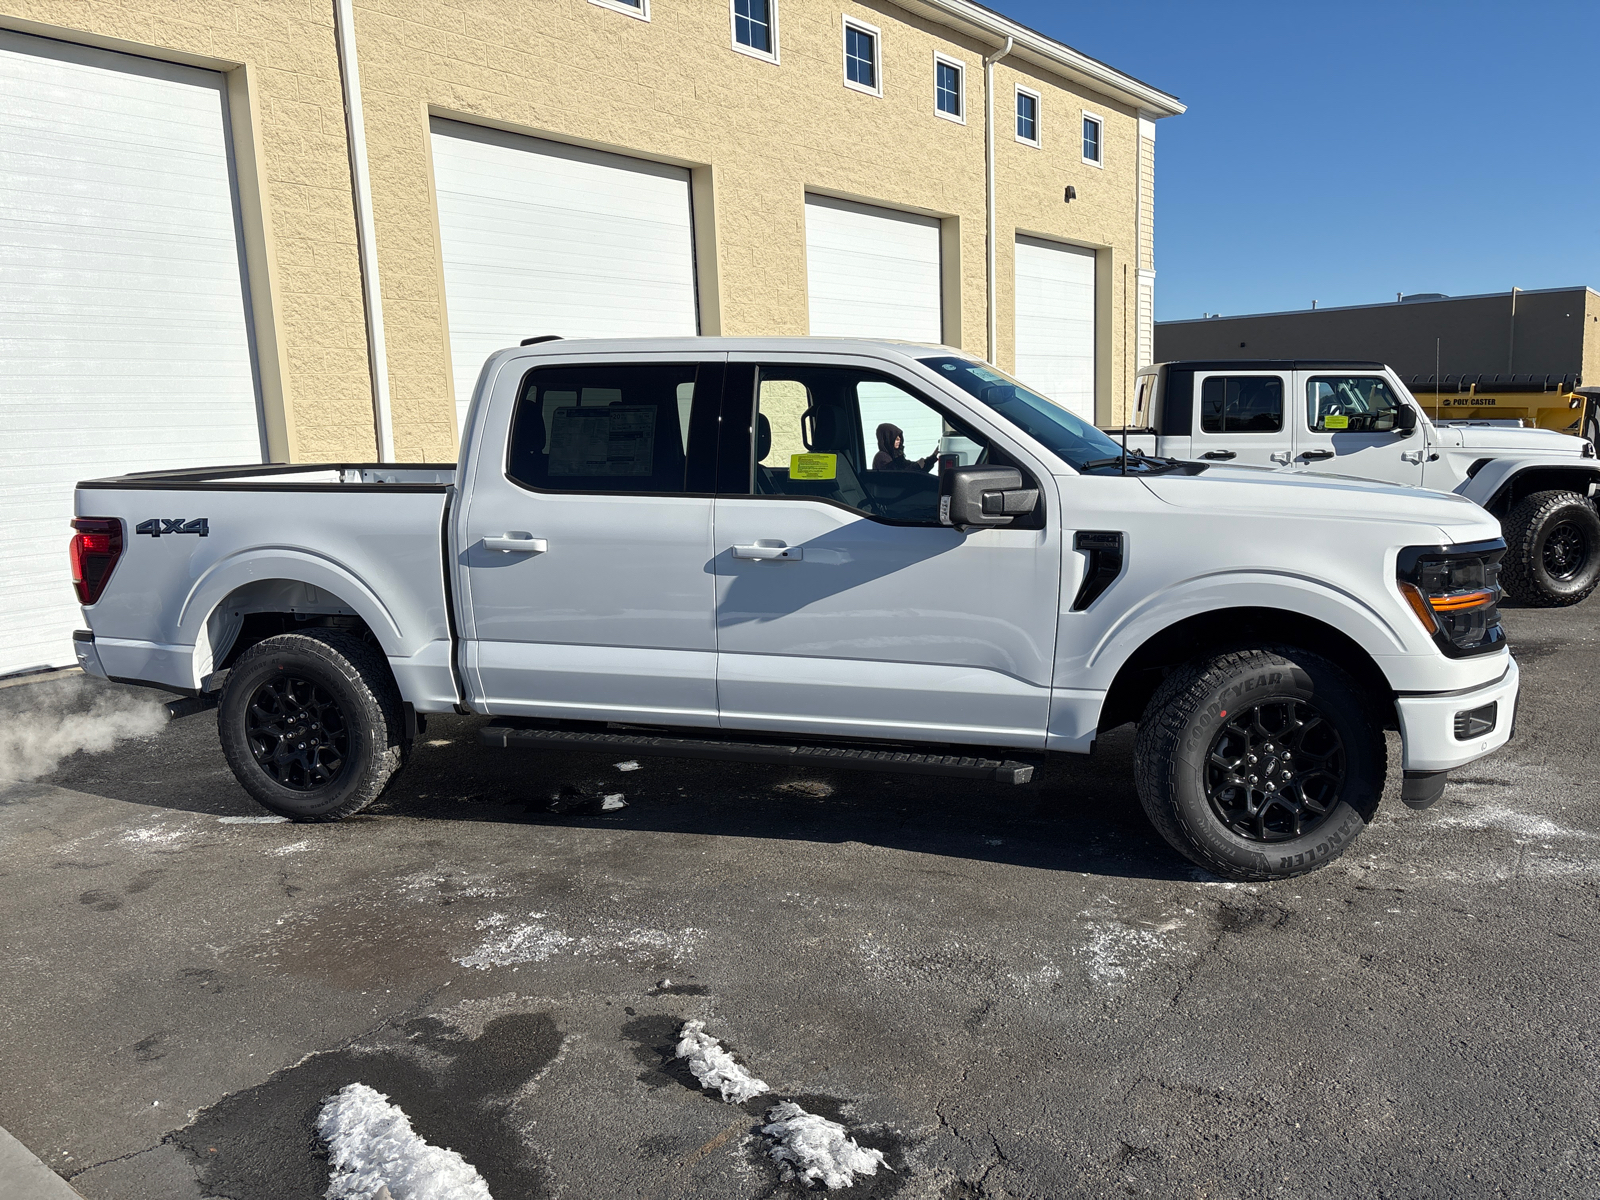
[789,452,837,480]
[1324,414,1349,430]
[548,405,656,476]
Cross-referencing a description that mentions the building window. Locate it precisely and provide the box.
[590,0,649,19]
[934,53,964,122]
[843,18,880,95]
[1082,112,1103,165]
[1015,86,1040,146]
[732,0,776,59]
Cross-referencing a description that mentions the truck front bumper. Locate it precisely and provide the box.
[1396,655,1519,773]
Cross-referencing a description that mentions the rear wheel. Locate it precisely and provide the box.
[1134,647,1384,880]
[1500,490,1600,607]
[218,630,404,821]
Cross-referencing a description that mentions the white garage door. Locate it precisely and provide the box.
[1014,235,1096,421]
[805,195,942,345]
[0,32,262,678]
[430,119,699,430]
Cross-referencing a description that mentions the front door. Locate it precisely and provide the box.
[1292,371,1425,485]
[459,357,724,726]
[1190,371,1292,469]
[710,357,1061,748]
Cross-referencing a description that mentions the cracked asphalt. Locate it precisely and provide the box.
[1,599,1597,1199]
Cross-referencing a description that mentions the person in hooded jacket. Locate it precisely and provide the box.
[872,423,938,473]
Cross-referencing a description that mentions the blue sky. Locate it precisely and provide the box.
[996,1,1600,321]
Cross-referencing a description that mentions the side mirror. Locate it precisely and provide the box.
[939,466,1039,530]
[1395,405,1418,435]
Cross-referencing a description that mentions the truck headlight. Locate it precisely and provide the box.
[1397,539,1506,657]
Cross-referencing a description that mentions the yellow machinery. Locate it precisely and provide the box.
[1404,377,1594,439]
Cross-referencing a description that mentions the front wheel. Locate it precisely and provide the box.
[1499,489,1600,607]
[217,629,405,821]
[1134,647,1384,881]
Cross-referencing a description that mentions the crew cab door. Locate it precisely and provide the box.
[1190,370,1292,469]
[1291,371,1425,485]
[456,354,725,725]
[709,356,1061,748]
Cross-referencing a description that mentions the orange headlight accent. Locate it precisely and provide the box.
[1428,588,1497,613]
[1398,582,1438,632]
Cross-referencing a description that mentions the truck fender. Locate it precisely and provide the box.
[1081,571,1411,686]
[1457,458,1600,513]
[176,548,409,676]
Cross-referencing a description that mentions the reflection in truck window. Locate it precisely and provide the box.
[1308,377,1402,433]
[1200,376,1283,434]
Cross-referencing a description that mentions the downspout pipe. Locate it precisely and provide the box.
[983,35,1014,364]
[334,0,395,462]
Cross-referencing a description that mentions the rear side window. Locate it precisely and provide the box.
[507,363,712,493]
[1200,375,1283,433]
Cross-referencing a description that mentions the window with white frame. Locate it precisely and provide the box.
[843,18,880,95]
[1015,86,1040,146]
[934,53,963,121]
[732,0,776,59]
[591,0,649,19]
[1082,112,1103,165]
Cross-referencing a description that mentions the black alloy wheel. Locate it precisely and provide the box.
[1541,520,1589,581]
[246,674,350,790]
[1204,699,1345,842]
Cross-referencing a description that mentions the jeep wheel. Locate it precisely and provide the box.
[1134,647,1384,881]
[218,630,405,821]
[1500,489,1600,607]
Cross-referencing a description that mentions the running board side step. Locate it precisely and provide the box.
[479,724,1035,784]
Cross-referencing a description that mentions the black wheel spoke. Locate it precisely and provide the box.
[1204,693,1346,843]
[245,673,349,792]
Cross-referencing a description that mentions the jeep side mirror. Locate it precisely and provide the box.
[1395,406,1418,435]
[939,466,1039,530]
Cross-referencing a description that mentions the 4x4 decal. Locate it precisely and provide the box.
[135,518,209,538]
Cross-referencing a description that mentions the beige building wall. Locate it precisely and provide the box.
[2,0,1181,461]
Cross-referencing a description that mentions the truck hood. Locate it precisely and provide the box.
[1137,464,1500,542]
[1433,425,1588,455]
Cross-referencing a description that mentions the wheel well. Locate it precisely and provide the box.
[1099,607,1397,734]
[1486,467,1600,518]
[204,579,380,679]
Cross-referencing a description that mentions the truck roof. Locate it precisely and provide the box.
[506,336,970,359]
[1145,359,1389,372]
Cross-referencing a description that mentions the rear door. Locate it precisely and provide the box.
[1190,370,1292,469]
[1292,371,1424,485]
[457,355,724,726]
[710,355,1061,748]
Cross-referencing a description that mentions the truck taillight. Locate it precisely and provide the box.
[69,518,123,605]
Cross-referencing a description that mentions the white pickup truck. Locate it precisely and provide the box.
[1121,360,1600,605]
[71,338,1519,880]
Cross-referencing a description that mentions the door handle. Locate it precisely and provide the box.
[1270,450,1292,465]
[483,533,548,554]
[1200,450,1236,461]
[1299,449,1336,462]
[1400,450,1425,464]
[732,542,802,561]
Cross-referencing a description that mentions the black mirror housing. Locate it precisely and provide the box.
[1395,405,1418,434]
[939,466,1040,530]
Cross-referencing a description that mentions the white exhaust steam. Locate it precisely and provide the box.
[0,678,169,786]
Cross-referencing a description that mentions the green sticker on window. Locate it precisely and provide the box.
[1324,414,1349,429]
[790,453,837,480]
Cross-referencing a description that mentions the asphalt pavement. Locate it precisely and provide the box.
[1,599,1596,1199]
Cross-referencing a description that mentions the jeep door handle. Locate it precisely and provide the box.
[1400,450,1425,464]
[1200,450,1236,460]
[1270,450,1292,465]
[733,542,802,560]
[1299,449,1336,461]
[483,533,548,554]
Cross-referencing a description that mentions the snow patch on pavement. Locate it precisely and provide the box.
[271,840,312,855]
[121,824,188,846]
[1075,918,1184,984]
[454,913,701,970]
[613,760,640,772]
[601,793,628,810]
[762,1101,889,1189]
[455,914,575,969]
[1431,803,1587,841]
[219,815,291,824]
[316,1082,493,1200]
[675,1021,770,1103]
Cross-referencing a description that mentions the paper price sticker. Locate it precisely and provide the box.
[790,453,837,480]
[1324,414,1349,429]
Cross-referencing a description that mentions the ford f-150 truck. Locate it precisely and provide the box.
[1120,360,1600,606]
[70,338,1519,880]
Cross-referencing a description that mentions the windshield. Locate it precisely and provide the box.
[919,356,1127,471]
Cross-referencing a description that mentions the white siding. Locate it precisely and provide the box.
[804,195,942,343]
[0,32,261,677]
[1013,236,1096,421]
[430,119,699,430]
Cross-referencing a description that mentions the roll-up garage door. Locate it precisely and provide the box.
[1014,235,1096,421]
[429,119,699,431]
[0,32,262,678]
[805,195,942,343]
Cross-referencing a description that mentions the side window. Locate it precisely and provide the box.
[1308,376,1403,433]
[507,363,708,493]
[1199,375,1283,434]
[749,365,993,523]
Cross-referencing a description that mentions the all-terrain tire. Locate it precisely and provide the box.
[1499,490,1600,607]
[218,630,404,821]
[1133,646,1384,881]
